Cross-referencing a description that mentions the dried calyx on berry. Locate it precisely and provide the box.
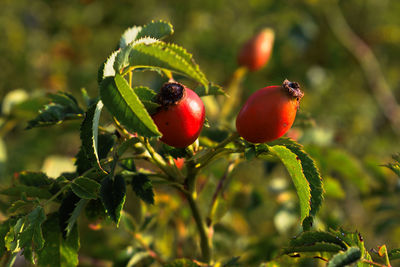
[156,82,185,108]
[282,79,304,101]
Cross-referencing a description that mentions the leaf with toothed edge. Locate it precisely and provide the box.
[80,100,105,171]
[100,175,126,225]
[267,138,324,229]
[100,74,161,137]
[114,37,158,72]
[327,247,361,267]
[97,50,118,84]
[119,21,174,49]
[37,213,80,267]
[258,144,311,223]
[65,199,88,237]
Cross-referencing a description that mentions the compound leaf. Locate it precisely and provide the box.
[37,213,79,267]
[19,206,46,262]
[26,92,84,129]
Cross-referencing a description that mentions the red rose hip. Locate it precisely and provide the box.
[152,82,205,148]
[236,80,303,143]
[237,28,275,71]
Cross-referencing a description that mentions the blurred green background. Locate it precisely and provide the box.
[1,0,400,265]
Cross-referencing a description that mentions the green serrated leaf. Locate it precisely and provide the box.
[389,248,400,261]
[260,145,311,222]
[100,175,126,225]
[195,83,226,97]
[290,231,347,250]
[329,229,373,264]
[328,247,361,267]
[5,218,24,253]
[19,206,46,262]
[283,243,343,254]
[26,92,84,129]
[100,74,161,137]
[7,200,35,216]
[98,50,118,84]
[133,86,160,114]
[131,173,154,205]
[37,213,80,267]
[0,185,52,199]
[164,258,200,267]
[136,20,174,41]
[71,177,100,199]
[119,41,208,87]
[119,26,143,48]
[59,191,81,238]
[65,199,88,237]
[80,100,105,171]
[18,171,51,186]
[133,86,157,101]
[114,37,158,71]
[119,21,173,50]
[0,220,11,256]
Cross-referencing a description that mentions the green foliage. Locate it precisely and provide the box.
[80,101,105,171]
[100,175,126,225]
[37,214,80,267]
[327,247,361,267]
[260,145,311,223]
[0,18,398,267]
[100,74,161,137]
[71,177,100,200]
[130,173,155,205]
[119,20,174,49]
[18,206,46,262]
[384,154,400,177]
[26,92,84,129]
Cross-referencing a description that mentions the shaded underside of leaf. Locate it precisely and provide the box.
[100,175,126,225]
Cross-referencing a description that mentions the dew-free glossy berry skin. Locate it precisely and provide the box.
[236,80,303,143]
[152,84,205,148]
[237,28,275,71]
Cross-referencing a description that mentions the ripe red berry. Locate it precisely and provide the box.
[237,28,275,71]
[152,82,205,148]
[236,80,303,143]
